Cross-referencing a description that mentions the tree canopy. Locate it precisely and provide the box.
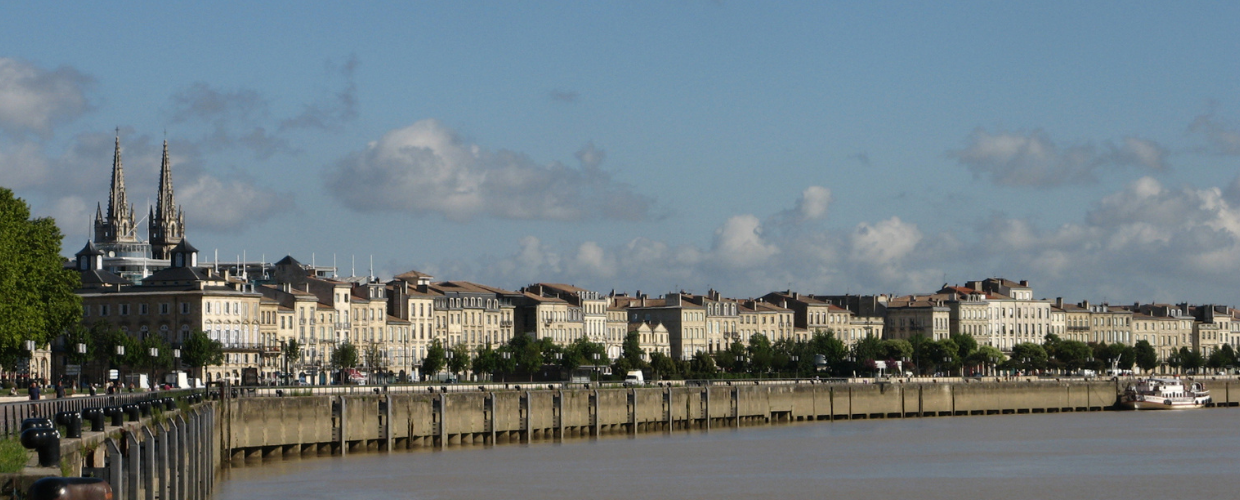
[0,188,81,358]
[181,330,223,372]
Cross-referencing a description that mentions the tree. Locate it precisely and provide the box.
[1054,340,1092,371]
[1178,347,1204,374]
[564,336,607,372]
[363,343,385,373]
[1009,343,1048,372]
[181,330,223,379]
[747,334,774,374]
[852,335,884,365]
[1133,340,1158,374]
[331,341,359,370]
[0,188,81,358]
[880,339,913,361]
[690,351,717,378]
[907,334,931,375]
[62,324,93,367]
[620,331,647,369]
[447,343,470,376]
[472,343,501,378]
[504,334,543,380]
[283,339,302,372]
[649,352,677,380]
[965,345,1006,375]
[421,340,446,379]
[808,330,847,373]
[949,333,977,361]
[137,335,172,371]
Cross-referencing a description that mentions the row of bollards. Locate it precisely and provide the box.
[20,392,207,500]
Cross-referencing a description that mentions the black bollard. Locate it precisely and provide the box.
[123,404,140,422]
[137,401,152,417]
[53,411,82,439]
[82,408,105,432]
[21,418,53,433]
[104,407,124,427]
[20,427,61,467]
[28,476,112,500]
[163,398,176,411]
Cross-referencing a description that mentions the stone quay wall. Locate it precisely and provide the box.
[220,379,1240,459]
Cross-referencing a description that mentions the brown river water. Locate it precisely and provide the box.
[216,409,1237,500]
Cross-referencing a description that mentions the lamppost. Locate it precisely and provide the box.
[446,349,454,381]
[23,340,35,385]
[791,355,800,379]
[149,347,159,390]
[592,352,600,386]
[75,343,86,390]
[115,344,126,388]
[173,349,181,388]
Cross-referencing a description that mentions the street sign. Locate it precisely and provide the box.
[65,365,81,376]
[108,369,119,380]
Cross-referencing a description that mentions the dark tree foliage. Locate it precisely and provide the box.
[0,188,81,358]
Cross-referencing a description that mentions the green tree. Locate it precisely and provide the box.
[421,340,446,379]
[283,339,302,371]
[0,188,81,359]
[62,324,93,367]
[880,339,913,361]
[447,343,470,376]
[564,336,607,372]
[472,343,500,378]
[620,331,646,369]
[1009,342,1048,372]
[747,334,774,374]
[649,352,677,380]
[1054,340,1092,371]
[1179,347,1204,374]
[852,335,884,364]
[949,333,978,361]
[907,334,931,375]
[137,335,172,371]
[1133,340,1158,374]
[331,341,359,371]
[504,334,544,380]
[965,345,1006,375]
[181,330,223,379]
[690,351,717,378]
[808,330,847,370]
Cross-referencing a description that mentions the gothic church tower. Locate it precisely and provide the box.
[149,140,185,259]
[93,133,138,244]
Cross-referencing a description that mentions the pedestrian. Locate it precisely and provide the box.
[89,384,97,396]
[28,381,40,401]
[55,381,65,399]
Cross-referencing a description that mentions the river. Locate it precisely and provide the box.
[216,409,1237,500]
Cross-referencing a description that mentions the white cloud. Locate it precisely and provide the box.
[795,186,831,220]
[0,58,92,138]
[951,128,1167,187]
[712,214,779,268]
[442,175,1240,303]
[176,172,294,233]
[324,119,656,222]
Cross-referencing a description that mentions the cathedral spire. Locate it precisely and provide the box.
[150,138,184,259]
[96,130,136,243]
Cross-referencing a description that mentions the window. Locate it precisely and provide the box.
[120,304,129,316]
[139,304,148,315]
[181,303,190,314]
[160,303,170,314]
[83,305,90,317]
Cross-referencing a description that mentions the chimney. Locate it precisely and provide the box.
[1020,280,1029,287]
[1055,297,1063,309]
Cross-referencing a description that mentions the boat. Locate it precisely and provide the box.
[1119,377,1211,410]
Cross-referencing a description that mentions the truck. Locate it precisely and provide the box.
[623,370,645,386]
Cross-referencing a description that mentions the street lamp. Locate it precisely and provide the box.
[592,353,600,386]
[22,340,35,385]
[790,355,800,379]
[75,343,86,390]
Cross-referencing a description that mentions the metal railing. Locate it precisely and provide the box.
[0,389,200,437]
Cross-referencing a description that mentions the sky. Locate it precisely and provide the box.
[2,1,1240,305]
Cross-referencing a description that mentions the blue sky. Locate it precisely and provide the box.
[3,2,1240,304]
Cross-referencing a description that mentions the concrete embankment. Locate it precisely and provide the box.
[220,379,1240,460]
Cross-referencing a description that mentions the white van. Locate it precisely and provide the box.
[623,370,645,386]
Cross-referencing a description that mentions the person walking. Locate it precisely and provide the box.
[28,381,40,401]
[54,381,65,399]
